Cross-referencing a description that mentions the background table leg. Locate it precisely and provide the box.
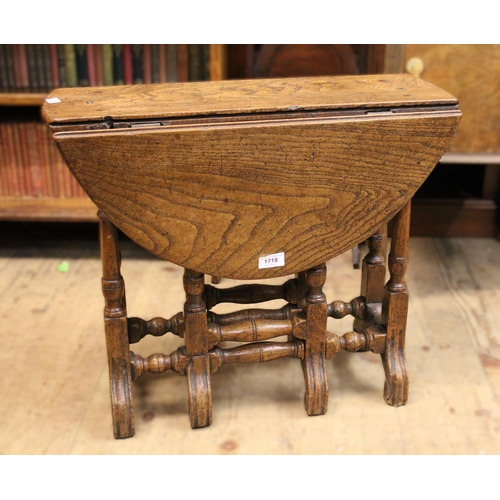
[183,268,212,428]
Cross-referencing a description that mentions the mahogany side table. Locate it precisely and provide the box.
[42,75,461,438]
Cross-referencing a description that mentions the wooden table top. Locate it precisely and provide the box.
[45,75,461,279]
[42,74,458,125]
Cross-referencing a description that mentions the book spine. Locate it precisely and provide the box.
[42,44,53,89]
[37,122,54,197]
[0,44,9,89]
[10,124,23,197]
[12,121,28,196]
[64,44,77,87]
[47,125,64,197]
[132,44,144,84]
[177,44,189,82]
[47,125,60,197]
[24,122,43,196]
[75,44,89,86]
[54,138,71,198]
[151,44,159,83]
[11,45,21,88]
[123,44,133,85]
[0,122,13,196]
[25,122,46,196]
[17,123,31,195]
[69,165,85,197]
[63,156,74,198]
[166,44,178,82]
[209,44,226,81]
[94,44,104,86]
[0,123,9,195]
[86,44,96,86]
[188,44,202,82]
[201,44,211,81]
[143,44,152,84]
[34,44,47,90]
[70,170,86,197]
[5,45,15,89]
[158,44,167,83]
[17,44,30,89]
[77,178,87,197]
[49,44,60,88]
[26,44,37,89]
[57,44,67,87]
[101,44,113,86]
[112,44,124,85]
[35,43,47,90]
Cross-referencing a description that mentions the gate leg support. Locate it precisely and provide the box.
[301,263,328,416]
[183,269,212,428]
[382,202,410,406]
[99,211,135,438]
[354,225,387,332]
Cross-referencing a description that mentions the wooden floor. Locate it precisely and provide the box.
[2,226,500,455]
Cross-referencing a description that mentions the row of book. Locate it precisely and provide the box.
[0,116,86,198]
[0,44,211,91]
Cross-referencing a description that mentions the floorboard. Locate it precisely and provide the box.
[1,228,500,455]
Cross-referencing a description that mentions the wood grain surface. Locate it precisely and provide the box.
[253,45,360,78]
[404,44,500,153]
[41,74,458,124]
[41,76,461,278]
[53,112,460,279]
[2,236,500,454]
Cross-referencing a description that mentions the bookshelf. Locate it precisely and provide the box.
[2,44,499,236]
[0,44,228,222]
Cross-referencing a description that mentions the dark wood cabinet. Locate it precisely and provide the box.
[227,44,385,79]
[390,44,500,237]
[226,44,500,237]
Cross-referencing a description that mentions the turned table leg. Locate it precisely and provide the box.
[183,268,212,428]
[98,211,135,438]
[301,263,328,416]
[353,225,387,333]
[382,202,411,406]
